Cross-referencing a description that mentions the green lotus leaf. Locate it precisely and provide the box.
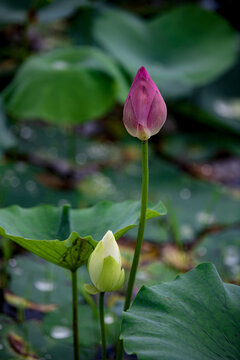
[121,262,240,360]
[3,46,129,124]
[0,200,166,271]
[94,5,237,98]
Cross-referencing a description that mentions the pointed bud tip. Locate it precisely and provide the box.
[136,66,149,79]
[105,230,114,237]
[102,230,119,263]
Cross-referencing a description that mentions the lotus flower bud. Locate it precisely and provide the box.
[123,66,167,141]
[84,230,125,294]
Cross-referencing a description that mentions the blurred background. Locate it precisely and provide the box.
[0,0,240,358]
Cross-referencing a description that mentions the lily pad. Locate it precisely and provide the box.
[8,254,75,306]
[94,5,237,97]
[121,262,240,360]
[0,315,94,360]
[0,200,166,270]
[136,262,179,288]
[194,229,240,282]
[43,303,120,348]
[3,47,128,124]
[192,57,240,134]
[161,133,240,163]
[0,162,80,208]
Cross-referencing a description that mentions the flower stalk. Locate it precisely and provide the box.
[117,140,149,359]
[84,230,125,359]
[99,292,107,360]
[124,140,148,310]
[72,269,80,360]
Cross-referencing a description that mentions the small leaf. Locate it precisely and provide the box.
[146,202,167,219]
[121,263,240,360]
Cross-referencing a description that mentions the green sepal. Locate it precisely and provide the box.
[84,284,100,295]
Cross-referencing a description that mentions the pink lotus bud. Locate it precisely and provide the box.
[123,67,167,141]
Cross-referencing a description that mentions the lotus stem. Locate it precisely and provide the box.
[72,269,80,360]
[99,292,107,360]
[117,140,149,359]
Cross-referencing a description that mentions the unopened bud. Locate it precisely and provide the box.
[123,66,167,141]
[84,230,125,294]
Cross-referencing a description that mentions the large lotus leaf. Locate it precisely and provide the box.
[3,46,128,124]
[0,200,166,270]
[94,5,237,97]
[121,263,240,360]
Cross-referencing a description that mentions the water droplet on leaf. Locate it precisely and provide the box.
[8,258,17,267]
[34,280,55,292]
[180,188,191,200]
[224,246,239,267]
[51,326,72,339]
[196,211,215,225]
[104,315,114,324]
[52,61,68,70]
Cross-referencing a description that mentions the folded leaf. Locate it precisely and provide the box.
[0,200,166,270]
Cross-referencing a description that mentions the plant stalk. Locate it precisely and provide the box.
[72,269,80,360]
[99,292,107,360]
[117,140,149,359]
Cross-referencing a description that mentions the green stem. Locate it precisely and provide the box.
[99,292,107,360]
[72,270,80,360]
[117,140,149,360]
[124,141,148,309]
